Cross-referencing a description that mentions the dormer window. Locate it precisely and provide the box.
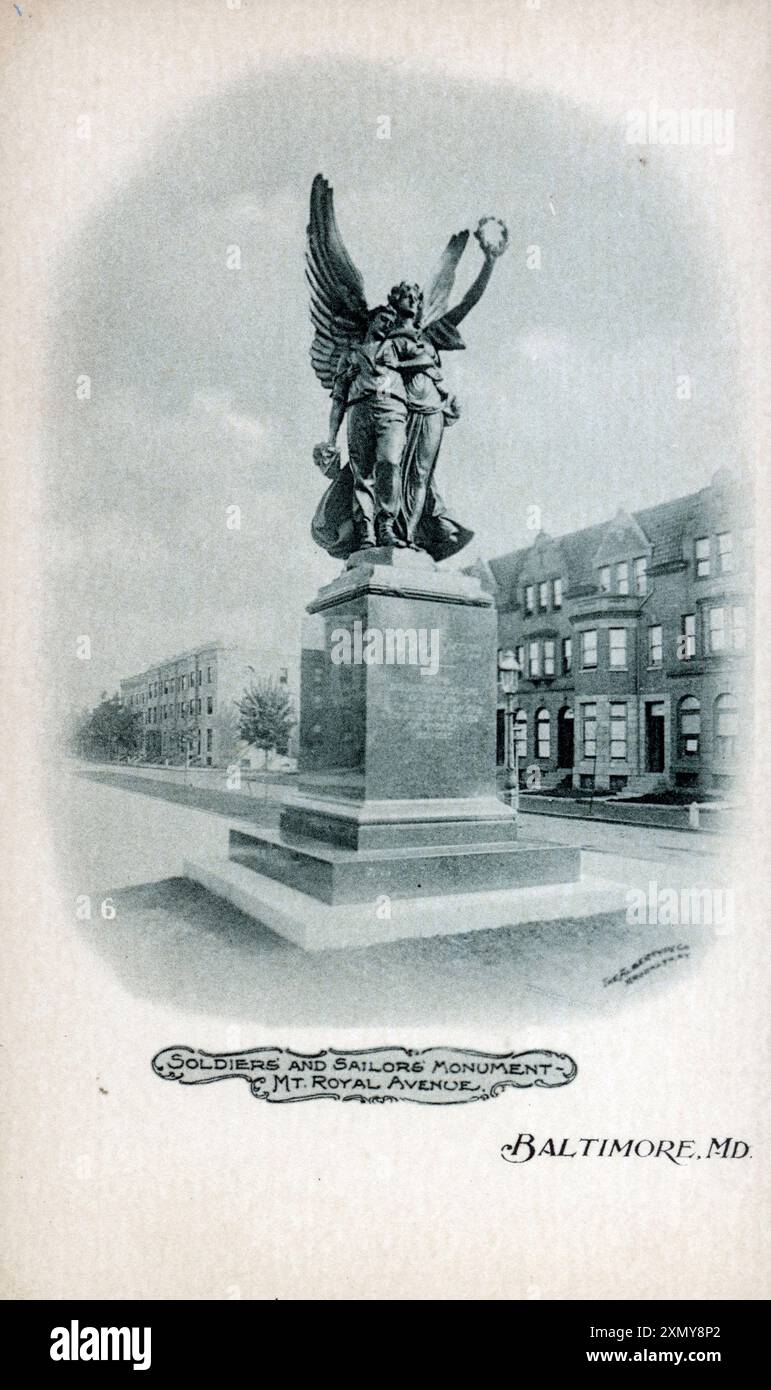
[616,562,629,595]
[538,580,549,611]
[634,557,647,595]
[599,566,611,593]
[524,584,534,614]
[553,577,563,608]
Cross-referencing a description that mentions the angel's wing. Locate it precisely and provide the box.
[422,318,466,352]
[306,174,369,392]
[421,230,469,328]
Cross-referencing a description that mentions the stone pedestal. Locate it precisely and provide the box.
[183,548,624,950]
[285,545,520,853]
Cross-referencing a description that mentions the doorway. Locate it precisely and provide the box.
[645,701,665,773]
[557,706,574,768]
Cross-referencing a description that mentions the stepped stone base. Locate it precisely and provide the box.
[184,854,629,952]
[182,546,619,949]
[229,826,580,906]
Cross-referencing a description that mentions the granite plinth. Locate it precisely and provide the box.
[279,793,517,850]
[229,826,581,907]
[296,547,508,818]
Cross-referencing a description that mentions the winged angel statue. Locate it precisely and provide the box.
[307,175,508,561]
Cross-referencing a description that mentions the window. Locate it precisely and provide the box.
[207,666,212,683]
[695,537,710,577]
[609,628,627,669]
[610,702,627,760]
[717,531,733,574]
[553,577,563,608]
[707,606,726,653]
[197,698,202,714]
[539,580,549,611]
[543,640,555,676]
[528,641,540,677]
[616,562,629,595]
[680,613,696,659]
[206,729,213,751]
[207,696,214,714]
[198,671,202,686]
[581,629,597,669]
[706,604,746,653]
[516,644,525,673]
[514,710,527,758]
[582,703,597,759]
[678,696,701,756]
[562,637,572,674]
[648,624,663,665]
[524,585,534,614]
[634,557,647,595]
[599,566,611,593]
[714,694,738,758]
[536,708,551,759]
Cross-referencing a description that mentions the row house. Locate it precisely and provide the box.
[120,641,294,767]
[470,468,752,794]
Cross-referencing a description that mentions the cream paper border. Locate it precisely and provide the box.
[1,0,769,1300]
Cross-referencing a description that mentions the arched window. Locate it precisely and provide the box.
[714,694,738,758]
[678,696,701,756]
[514,709,527,758]
[536,708,551,760]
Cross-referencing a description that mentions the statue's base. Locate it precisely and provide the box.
[183,850,627,952]
[228,825,580,904]
[183,546,615,950]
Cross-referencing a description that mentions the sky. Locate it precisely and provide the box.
[41,35,747,715]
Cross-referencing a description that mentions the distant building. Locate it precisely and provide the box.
[119,641,296,767]
[473,469,752,794]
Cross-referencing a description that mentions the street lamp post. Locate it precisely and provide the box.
[497,649,521,811]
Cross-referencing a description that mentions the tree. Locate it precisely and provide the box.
[236,677,295,768]
[214,703,244,768]
[72,693,143,761]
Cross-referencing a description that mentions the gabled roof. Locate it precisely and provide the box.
[483,476,746,610]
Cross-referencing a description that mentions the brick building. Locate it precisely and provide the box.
[120,641,295,767]
[471,469,752,794]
